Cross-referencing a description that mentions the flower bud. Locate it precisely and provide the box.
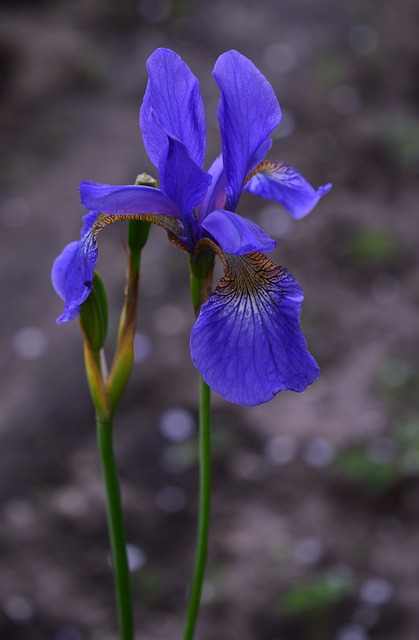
[134,172,158,188]
[127,173,158,252]
[79,271,108,352]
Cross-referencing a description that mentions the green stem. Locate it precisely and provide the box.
[183,376,212,640]
[96,416,133,640]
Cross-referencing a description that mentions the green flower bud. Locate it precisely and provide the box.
[127,173,158,252]
[134,172,158,188]
[79,271,108,352]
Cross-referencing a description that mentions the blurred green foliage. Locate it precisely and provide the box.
[394,416,419,475]
[377,357,419,404]
[334,448,399,494]
[134,566,170,607]
[333,355,419,494]
[280,570,353,615]
[378,113,419,173]
[163,418,235,473]
[341,228,398,266]
[311,53,345,91]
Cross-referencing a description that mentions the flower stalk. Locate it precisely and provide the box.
[109,174,154,409]
[78,174,156,640]
[80,282,134,640]
[183,375,212,640]
[182,262,213,640]
[80,311,134,640]
[97,415,134,640]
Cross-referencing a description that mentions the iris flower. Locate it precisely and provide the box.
[52,48,331,406]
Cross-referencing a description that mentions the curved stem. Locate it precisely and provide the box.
[97,416,133,640]
[183,377,212,640]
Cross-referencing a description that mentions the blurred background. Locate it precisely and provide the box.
[1,0,419,638]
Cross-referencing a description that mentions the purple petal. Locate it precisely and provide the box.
[140,49,208,205]
[199,140,273,223]
[198,154,227,222]
[248,137,273,173]
[140,48,206,174]
[81,210,99,235]
[190,253,319,406]
[213,50,281,211]
[201,209,276,254]
[160,137,212,232]
[139,48,211,219]
[52,230,98,324]
[80,181,180,217]
[245,160,332,219]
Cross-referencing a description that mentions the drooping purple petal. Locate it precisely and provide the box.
[80,181,181,217]
[213,50,281,211]
[190,252,319,406]
[201,209,276,255]
[52,202,195,325]
[81,210,99,235]
[52,229,98,325]
[140,48,206,169]
[245,160,332,219]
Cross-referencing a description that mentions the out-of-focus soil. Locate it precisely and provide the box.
[1,1,419,639]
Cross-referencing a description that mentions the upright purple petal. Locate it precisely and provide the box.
[198,154,227,222]
[248,137,273,173]
[160,138,212,239]
[213,51,281,211]
[190,252,319,406]
[140,48,206,168]
[139,49,210,218]
[201,209,276,255]
[245,160,332,219]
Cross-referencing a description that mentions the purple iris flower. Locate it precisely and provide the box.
[52,48,331,406]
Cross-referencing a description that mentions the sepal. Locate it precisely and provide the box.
[190,251,319,405]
